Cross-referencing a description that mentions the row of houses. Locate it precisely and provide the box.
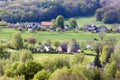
[84,24,108,32]
[84,24,120,33]
[7,21,55,31]
[35,42,80,53]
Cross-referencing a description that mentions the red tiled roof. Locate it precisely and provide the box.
[41,22,53,27]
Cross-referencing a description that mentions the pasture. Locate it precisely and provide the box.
[1,28,120,43]
[65,16,112,27]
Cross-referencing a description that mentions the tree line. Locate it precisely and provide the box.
[0,0,100,23]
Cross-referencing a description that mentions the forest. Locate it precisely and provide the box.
[0,0,100,23]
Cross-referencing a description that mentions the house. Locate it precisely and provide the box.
[97,26,108,32]
[84,24,98,32]
[58,42,68,53]
[116,27,120,33]
[41,21,53,29]
[58,42,80,53]
[67,43,80,53]
[25,22,41,32]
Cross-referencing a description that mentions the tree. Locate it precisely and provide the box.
[114,43,120,54]
[9,32,23,49]
[20,50,33,63]
[10,53,20,62]
[25,36,36,45]
[56,15,64,29]
[49,67,70,80]
[0,44,10,59]
[115,70,120,80]
[111,53,120,70]
[67,39,77,53]
[92,67,105,80]
[53,41,60,51]
[104,61,117,79]
[93,42,102,68]
[25,60,43,80]
[103,10,118,23]
[68,18,77,29]
[33,70,51,80]
[104,36,117,53]
[95,8,104,21]
[71,53,85,65]
[100,45,111,63]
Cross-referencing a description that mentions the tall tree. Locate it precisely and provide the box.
[56,15,64,29]
[9,32,23,49]
[68,18,77,29]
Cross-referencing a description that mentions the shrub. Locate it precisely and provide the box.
[20,50,33,63]
[33,70,51,80]
[49,67,70,80]
[70,53,85,65]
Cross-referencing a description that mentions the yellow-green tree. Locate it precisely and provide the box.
[100,45,111,63]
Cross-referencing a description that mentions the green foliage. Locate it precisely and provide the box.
[10,53,20,62]
[100,45,111,63]
[94,54,101,68]
[0,75,25,80]
[56,27,61,32]
[25,60,43,80]
[44,39,51,46]
[56,15,64,29]
[54,57,70,69]
[41,58,56,72]
[71,64,94,80]
[71,53,85,65]
[115,70,120,80]
[67,39,77,53]
[103,10,118,23]
[33,70,51,80]
[0,43,10,59]
[92,67,105,80]
[95,9,104,21]
[52,41,60,51]
[104,61,117,78]
[114,43,120,54]
[111,53,120,70]
[20,50,33,63]
[68,18,77,29]
[0,59,10,76]
[49,67,71,80]
[25,36,36,44]
[4,60,43,80]
[9,32,23,49]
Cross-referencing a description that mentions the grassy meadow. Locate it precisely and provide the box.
[1,28,120,43]
[65,16,112,27]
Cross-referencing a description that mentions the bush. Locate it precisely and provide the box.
[33,70,51,80]
[10,53,20,62]
[25,60,43,79]
[20,50,33,63]
[70,53,85,65]
[56,27,62,32]
[49,67,70,80]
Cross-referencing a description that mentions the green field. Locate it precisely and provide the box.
[1,28,120,43]
[65,16,112,27]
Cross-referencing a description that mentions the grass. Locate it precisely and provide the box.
[1,28,120,43]
[65,16,112,27]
